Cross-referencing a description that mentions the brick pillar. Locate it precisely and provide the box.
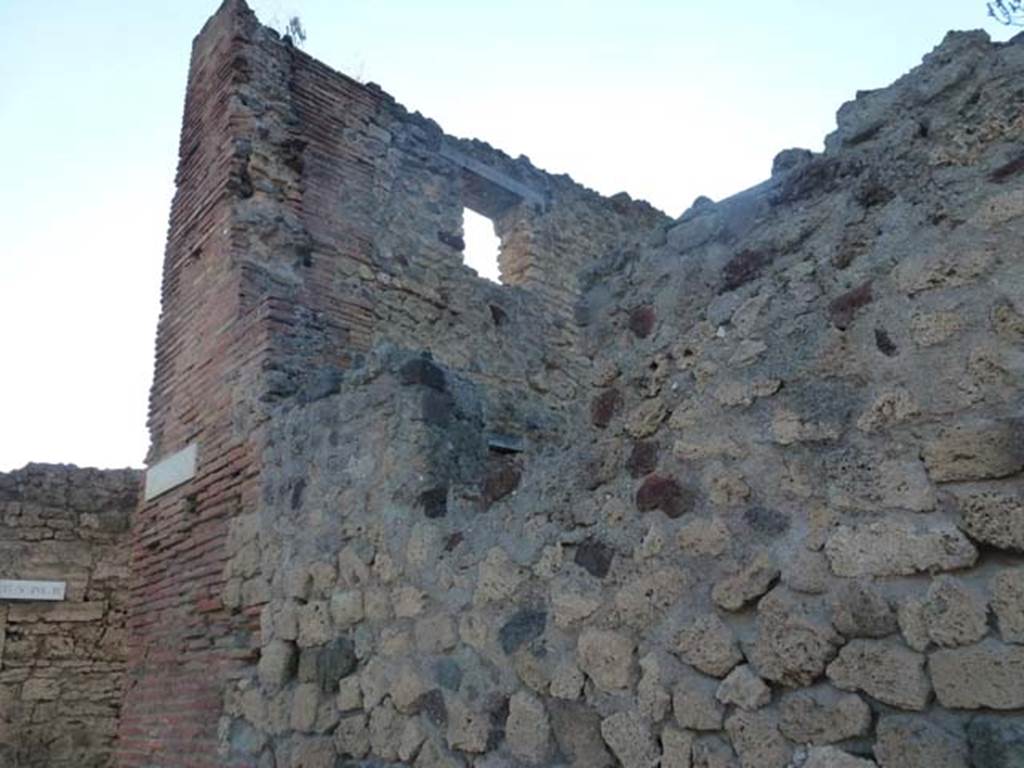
[117,2,275,765]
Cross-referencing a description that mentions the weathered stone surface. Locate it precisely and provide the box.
[505,691,550,764]
[922,576,988,648]
[661,726,695,768]
[578,628,636,692]
[616,566,688,628]
[446,698,490,753]
[551,575,603,627]
[896,597,931,652]
[291,736,337,767]
[678,517,731,557]
[778,687,871,745]
[316,637,357,693]
[955,489,1024,552]
[329,589,364,628]
[724,710,791,768]
[334,713,370,758]
[929,639,1024,709]
[637,652,672,722]
[676,613,743,677]
[259,640,298,689]
[824,520,977,577]
[922,420,1024,482]
[992,568,1024,643]
[749,588,842,686]
[691,735,738,768]
[296,601,331,647]
[716,665,770,710]
[498,609,547,654]
[601,711,660,768]
[830,579,897,639]
[825,452,935,512]
[574,538,615,578]
[549,701,615,768]
[873,716,968,768]
[636,474,694,519]
[967,716,1024,768]
[806,747,877,768]
[826,640,931,710]
[783,549,830,594]
[290,683,320,732]
[712,552,779,611]
[550,661,584,700]
[625,398,669,438]
[673,668,726,731]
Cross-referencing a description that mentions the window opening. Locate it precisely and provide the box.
[462,208,501,283]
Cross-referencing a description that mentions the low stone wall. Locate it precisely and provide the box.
[0,464,139,768]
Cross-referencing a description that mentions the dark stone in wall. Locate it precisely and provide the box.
[498,609,547,654]
[636,474,692,519]
[591,388,623,428]
[575,538,615,578]
[968,717,1024,768]
[399,357,447,391]
[829,280,874,330]
[629,306,656,338]
[744,507,791,536]
[721,247,776,293]
[626,440,659,478]
[482,456,522,507]
[417,689,447,727]
[419,486,449,519]
[316,637,357,692]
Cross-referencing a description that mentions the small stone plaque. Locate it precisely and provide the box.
[145,442,199,501]
[0,580,67,601]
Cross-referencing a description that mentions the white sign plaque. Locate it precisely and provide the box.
[145,442,199,501]
[0,580,67,601]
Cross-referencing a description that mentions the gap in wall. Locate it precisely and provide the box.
[462,208,502,283]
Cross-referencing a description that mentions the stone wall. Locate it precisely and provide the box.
[212,26,1024,768]
[0,464,139,768]
[130,1,1024,766]
[122,1,664,765]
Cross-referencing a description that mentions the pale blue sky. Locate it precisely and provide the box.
[0,1,1014,471]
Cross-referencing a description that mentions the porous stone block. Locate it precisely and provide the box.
[922,420,1024,482]
[922,576,988,648]
[506,691,551,764]
[749,588,842,686]
[578,628,636,692]
[712,552,779,611]
[992,568,1024,643]
[673,668,725,731]
[830,579,897,639]
[601,711,660,768]
[661,726,694,768]
[824,520,977,577]
[716,664,770,710]
[826,639,931,710]
[676,613,743,677]
[778,687,871,745]
[724,710,791,768]
[929,639,1024,709]
[955,489,1024,552]
[873,715,968,768]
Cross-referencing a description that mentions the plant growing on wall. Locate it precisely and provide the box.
[285,16,307,46]
[988,0,1024,24]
